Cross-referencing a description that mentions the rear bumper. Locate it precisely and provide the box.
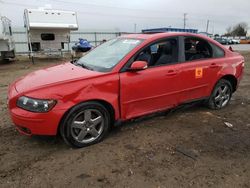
[9,107,65,136]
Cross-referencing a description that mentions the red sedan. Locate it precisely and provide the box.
[8,32,244,147]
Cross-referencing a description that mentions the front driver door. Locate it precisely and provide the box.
[119,38,183,120]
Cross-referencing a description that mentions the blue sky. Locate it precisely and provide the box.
[0,0,249,34]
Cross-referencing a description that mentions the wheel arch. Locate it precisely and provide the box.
[57,99,116,136]
[219,74,238,92]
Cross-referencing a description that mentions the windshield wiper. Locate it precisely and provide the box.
[75,61,94,71]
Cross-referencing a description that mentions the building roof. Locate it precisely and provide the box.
[121,32,209,41]
[142,27,198,34]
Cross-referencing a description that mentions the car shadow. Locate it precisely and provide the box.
[29,134,68,149]
[109,101,205,136]
[27,102,207,149]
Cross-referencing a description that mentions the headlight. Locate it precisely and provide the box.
[17,96,56,112]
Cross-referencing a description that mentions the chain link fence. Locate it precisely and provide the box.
[12,30,129,54]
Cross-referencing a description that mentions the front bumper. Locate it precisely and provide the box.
[8,83,65,136]
[9,107,65,136]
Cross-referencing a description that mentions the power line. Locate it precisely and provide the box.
[50,0,177,15]
[0,0,182,21]
[0,1,38,8]
[0,0,218,25]
[0,0,227,33]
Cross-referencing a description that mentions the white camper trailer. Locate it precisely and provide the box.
[0,16,15,60]
[23,8,78,61]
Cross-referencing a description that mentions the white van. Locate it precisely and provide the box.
[0,16,15,60]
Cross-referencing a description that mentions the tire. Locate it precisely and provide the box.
[60,102,111,148]
[207,79,233,110]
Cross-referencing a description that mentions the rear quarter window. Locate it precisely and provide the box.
[210,43,225,58]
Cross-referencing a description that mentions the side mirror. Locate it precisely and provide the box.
[129,61,148,71]
[228,46,234,52]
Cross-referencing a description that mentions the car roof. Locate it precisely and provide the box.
[120,32,228,52]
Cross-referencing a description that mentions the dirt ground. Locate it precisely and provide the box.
[0,53,250,188]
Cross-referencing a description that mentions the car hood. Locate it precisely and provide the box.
[15,62,103,93]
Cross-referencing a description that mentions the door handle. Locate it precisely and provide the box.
[166,70,179,76]
[210,63,219,68]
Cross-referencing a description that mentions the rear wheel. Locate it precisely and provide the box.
[207,79,232,110]
[60,102,111,148]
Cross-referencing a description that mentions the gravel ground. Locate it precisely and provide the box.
[0,53,250,188]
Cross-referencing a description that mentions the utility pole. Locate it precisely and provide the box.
[183,13,187,29]
[206,20,210,34]
[212,24,214,35]
[134,23,137,33]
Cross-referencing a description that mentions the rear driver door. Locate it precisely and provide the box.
[177,36,223,102]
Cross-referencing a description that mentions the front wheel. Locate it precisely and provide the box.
[207,79,232,110]
[60,102,111,148]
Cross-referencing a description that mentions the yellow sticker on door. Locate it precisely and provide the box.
[195,68,203,78]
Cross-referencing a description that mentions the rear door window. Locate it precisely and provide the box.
[184,37,225,61]
[184,37,213,61]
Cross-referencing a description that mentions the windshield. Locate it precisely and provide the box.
[76,38,143,72]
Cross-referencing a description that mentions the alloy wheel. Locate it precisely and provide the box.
[70,109,104,144]
[213,84,231,108]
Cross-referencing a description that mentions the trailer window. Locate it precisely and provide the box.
[30,43,41,52]
[41,33,55,41]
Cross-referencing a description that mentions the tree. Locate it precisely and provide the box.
[224,26,232,36]
[225,22,248,37]
[231,22,248,36]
